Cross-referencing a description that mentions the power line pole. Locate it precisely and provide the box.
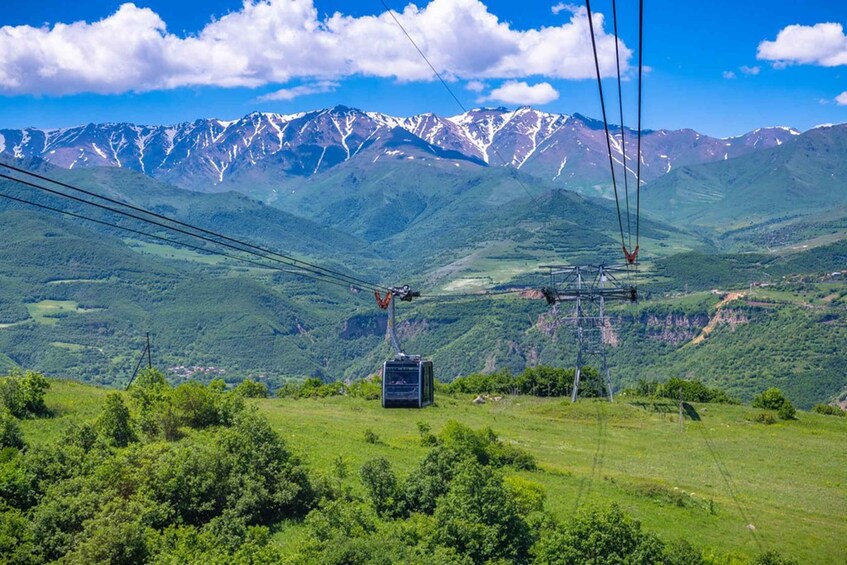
[146,332,152,369]
[542,265,635,402]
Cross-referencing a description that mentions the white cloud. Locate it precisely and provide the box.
[465,80,486,92]
[757,22,847,67]
[478,80,559,105]
[0,0,630,96]
[551,3,579,15]
[739,65,760,75]
[722,71,736,79]
[836,92,847,106]
[257,81,339,101]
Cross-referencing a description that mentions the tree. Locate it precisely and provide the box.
[433,460,532,563]
[232,379,270,398]
[0,409,24,450]
[18,370,50,417]
[752,388,796,420]
[132,367,167,390]
[96,393,137,447]
[217,409,313,523]
[0,370,50,418]
[172,382,219,429]
[533,505,666,565]
[360,457,399,517]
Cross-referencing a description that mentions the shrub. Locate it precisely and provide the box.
[232,379,270,399]
[96,394,137,447]
[363,428,380,444]
[172,383,219,429]
[348,377,381,400]
[504,475,546,515]
[0,370,51,418]
[752,412,777,425]
[0,409,25,450]
[433,460,532,563]
[533,505,666,564]
[751,549,799,565]
[752,388,796,420]
[812,403,844,417]
[360,457,399,517]
[752,388,790,410]
[777,402,796,421]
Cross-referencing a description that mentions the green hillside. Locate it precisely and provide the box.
[641,125,847,241]
[6,379,846,563]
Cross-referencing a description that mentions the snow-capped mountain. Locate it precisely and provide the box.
[0,106,801,192]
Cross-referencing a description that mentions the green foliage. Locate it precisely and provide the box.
[752,412,777,425]
[231,378,270,398]
[663,539,706,565]
[532,504,666,564]
[750,549,800,565]
[433,459,532,563]
[777,402,797,421]
[360,457,400,517]
[96,393,137,447]
[0,448,36,509]
[0,370,51,419]
[438,420,536,471]
[363,428,380,444]
[504,475,546,515]
[0,410,25,450]
[753,388,796,420]
[812,403,845,416]
[347,376,381,400]
[633,377,738,404]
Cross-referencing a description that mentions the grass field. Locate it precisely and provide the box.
[20,380,847,563]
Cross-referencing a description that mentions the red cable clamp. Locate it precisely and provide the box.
[374,290,393,309]
[622,245,639,265]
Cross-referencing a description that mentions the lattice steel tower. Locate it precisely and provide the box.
[541,265,636,402]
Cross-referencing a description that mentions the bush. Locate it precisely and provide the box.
[0,409,25,450]
[433,460,532,563]
[348,377,381,400]
[533,504,666,564]
[360,458,399,517]
[777,402,796,421]
[172,382,219,429]
[363,428,380,444]
[752,412,777,425]
[0,370,51,418]
[752,388,789,410]
[751,549,799,565]
[232,379,270,399]
[96,394,137,447]
[812,403,844,417]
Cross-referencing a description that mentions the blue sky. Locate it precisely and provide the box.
[0,0,845,137]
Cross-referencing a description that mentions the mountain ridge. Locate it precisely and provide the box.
[0,106,805,195]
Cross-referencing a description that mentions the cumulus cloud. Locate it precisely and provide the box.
[757,22,847,67]
[0,0,629,96]
[722,71,736,79]
[257,81,339,101]
[478,80,559,105]
[836,92,847,106]
[465,80,486,92]
[739,65,760,75]
[551,3,579,15]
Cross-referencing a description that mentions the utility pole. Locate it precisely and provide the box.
[541,265,635,402]
[146,332,152,369]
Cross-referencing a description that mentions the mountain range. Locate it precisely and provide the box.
[0,106,803,196]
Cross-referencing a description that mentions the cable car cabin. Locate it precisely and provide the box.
[382,357,434,408]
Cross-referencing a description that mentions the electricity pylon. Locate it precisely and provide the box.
[541,265,636,402]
